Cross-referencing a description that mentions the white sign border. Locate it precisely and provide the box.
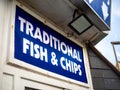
[8,1,92,88]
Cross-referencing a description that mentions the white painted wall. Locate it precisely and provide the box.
[0,0,94,90]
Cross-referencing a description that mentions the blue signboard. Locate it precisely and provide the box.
[85,0,111,27]
[14,6,87,83]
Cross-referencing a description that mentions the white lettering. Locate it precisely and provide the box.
[77,51,82,62]
[67,46,73,57]
[34,27,43,42]
[19,16,83,62]
[23,38,48,62]
[61,42,67,54]
[26,21,34,37]
[40,46,48,62]
[18,16,26,32]
[43,31,49,44]
[66,58,71,72]
[60,57,82,76]
[74,62,78,74]
[34,44,40,59]
[23,38,30,54]
[52,36,58,49]
[30,41,34,57]
[60,57,66,70]
[50,35,53,48]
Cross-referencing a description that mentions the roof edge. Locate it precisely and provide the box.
[88,43,120,76]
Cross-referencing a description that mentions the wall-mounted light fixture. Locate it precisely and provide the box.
[68,14,92,34]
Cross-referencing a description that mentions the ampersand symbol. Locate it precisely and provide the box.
[51,52,58,66]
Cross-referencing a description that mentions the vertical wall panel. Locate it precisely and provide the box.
[1,73,14,90]
[88,46,120,90]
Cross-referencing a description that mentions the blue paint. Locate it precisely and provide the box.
[14,6,87,83]
[85,0,111,27]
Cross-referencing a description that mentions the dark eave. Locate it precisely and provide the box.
[88,43,120,76]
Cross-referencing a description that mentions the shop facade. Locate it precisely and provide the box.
[0,0,112,90]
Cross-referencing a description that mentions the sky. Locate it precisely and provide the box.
[95,0,120,65]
